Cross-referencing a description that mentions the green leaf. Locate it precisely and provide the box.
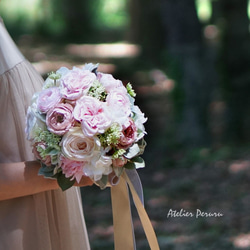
[38,163,56,178]
[124,156,145,170]
[57,172,75,191]
[51,155,59,165]
[95,175,108,190]
[133,156,145,169]
[46,148,60,156]
[124,161,136,170]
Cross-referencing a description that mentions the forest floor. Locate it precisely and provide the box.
[20,39,250,250]
[81,89,250,250]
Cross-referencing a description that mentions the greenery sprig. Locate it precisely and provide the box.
[126,82,136,97]
[88,80,107,101]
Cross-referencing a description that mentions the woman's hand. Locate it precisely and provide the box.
[0,161,59,201]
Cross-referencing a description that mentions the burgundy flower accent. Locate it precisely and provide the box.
[117,118,137,149]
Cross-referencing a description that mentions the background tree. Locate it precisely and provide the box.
[127,0,165,67]
[53,0,93,41]
[159,0,215,148]
[219,0,250,144]
[1,0,249,148]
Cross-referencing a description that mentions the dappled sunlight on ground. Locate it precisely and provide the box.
[66,43,140,59]
[133,69,175,95]
[32,60,72,75]
[19,40,250,250]
[18,39,139,76]
[91,225,114,239]
[147,196,168,208]
[135,79,174,95]
[33,60,116,76]
[232,233,250,249]
[174,235,196,244]
[229,160,250,174]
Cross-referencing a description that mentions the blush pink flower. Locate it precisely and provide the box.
[112,156,128,168]
[97,72,124,93]
[37,87,61,113]
[73,96,111,137]
[106,88,131,116]
[60,68,96,100]
[59,155,86,183]
[32,142,52,166]
[46,103,75,135]
[118,118,137,149]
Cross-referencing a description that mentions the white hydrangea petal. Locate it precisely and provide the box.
[57,67,70,76]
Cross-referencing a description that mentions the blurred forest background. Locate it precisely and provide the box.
[1,0,250,249]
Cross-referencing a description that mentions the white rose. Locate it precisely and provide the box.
[83,150,112,181]
[25,93,46,140]
[60,127,100,161]
[131,105,147,140]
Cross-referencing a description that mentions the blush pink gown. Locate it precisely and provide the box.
[0,18,91,250]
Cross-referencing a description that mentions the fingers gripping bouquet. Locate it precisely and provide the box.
[26,64,147,190]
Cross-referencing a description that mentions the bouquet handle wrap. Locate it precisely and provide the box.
[111,170,159,250]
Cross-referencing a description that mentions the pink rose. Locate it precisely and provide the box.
[112,156,128,168]
[106,88,131,116]
[59,155,86,183]
[73,96,111,136]
[118,118,137,149]
[60,68,96,100]
[97,72,124,92]
[46,103,74,135]
[37,87,61,113]
[32,142,52,166]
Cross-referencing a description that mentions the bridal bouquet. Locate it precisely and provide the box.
[25,63,147,190]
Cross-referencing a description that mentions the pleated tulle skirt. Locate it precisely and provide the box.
[0,18,90,250]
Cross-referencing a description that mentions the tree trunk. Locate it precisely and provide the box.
[61,0,93,41]
[220,0,250,143]
[127,0,165,66]
[160,0,214,147]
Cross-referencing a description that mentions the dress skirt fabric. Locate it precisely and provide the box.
[0,18,90,250]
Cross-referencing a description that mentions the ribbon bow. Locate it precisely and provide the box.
[111,169,160,250]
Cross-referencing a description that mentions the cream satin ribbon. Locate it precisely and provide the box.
[111,170,160,250]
